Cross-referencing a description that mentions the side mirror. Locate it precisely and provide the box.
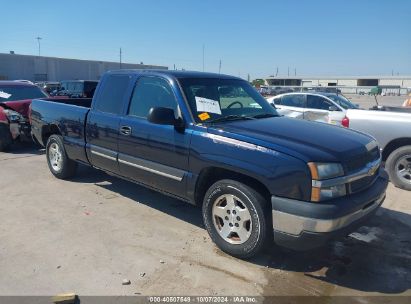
[328,105,338,111]
[148,107,183,128]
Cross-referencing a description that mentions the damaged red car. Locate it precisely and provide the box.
[0,81,48,151]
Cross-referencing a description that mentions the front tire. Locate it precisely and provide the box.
[202,179,271,259]
[386,145,411,191]
[46,135,77,179]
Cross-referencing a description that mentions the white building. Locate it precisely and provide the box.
[264,75,411,95]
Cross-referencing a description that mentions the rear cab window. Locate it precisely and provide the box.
[94,75,131,114]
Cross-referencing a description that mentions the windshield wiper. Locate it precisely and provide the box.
[207,115,256,123]
[250,113,278,119]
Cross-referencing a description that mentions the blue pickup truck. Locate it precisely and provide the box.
[30,70,388,258]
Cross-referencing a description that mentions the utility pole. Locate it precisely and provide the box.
[287,66,290,77]
[36,37,42,56]
[294,68,296,76]
[202,44,205,72]
[218,59,221,74]
[276,67,278,76]
[119,48,122,69]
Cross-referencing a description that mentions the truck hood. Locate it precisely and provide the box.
[0,99,32,118]
[207,116,375,166]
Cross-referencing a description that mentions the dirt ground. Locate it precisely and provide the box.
[0,126,410,300]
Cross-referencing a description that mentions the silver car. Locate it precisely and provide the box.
[267,92,358,127]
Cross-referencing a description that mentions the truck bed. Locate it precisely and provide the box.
[38,97,93,108]
[30,98,92,163]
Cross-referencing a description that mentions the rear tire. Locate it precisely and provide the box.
[46,135,77,179]
[386,145,411,191]
[202,179,272,259]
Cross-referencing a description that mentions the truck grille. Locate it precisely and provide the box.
[349,169,379,194]
[346,146,380,174]
[346,145,380,194]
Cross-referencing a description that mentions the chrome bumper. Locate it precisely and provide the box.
[272,194,385,236]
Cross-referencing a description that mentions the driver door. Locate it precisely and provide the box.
[117,76,191,199]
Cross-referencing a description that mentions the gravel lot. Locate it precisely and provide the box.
[0,101,410,299]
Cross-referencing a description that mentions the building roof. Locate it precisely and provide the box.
[0,52,167,69]
[265,75,411,80]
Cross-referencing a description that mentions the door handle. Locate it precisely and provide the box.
[120,126,132,136]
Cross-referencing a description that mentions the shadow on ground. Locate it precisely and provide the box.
[2,142,44,155]
[71,165,411,294]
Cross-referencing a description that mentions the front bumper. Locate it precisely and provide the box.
[271,169,389,250]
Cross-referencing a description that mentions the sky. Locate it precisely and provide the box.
[1,0,410,79]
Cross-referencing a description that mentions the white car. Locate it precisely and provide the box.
[267,92,359,127]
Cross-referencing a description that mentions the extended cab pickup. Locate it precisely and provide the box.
[31,70,388,258]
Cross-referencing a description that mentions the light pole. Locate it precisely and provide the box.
[202,44,205,72]
[120,47,122,69]
[36,37,42,56]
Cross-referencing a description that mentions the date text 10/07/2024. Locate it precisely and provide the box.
[148,296,258,303]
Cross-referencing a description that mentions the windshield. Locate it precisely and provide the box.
[0,86,48,102]
[178,78,278,123]
[326,94,358,109]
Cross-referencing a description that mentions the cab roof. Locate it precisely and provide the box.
[106,69,242,80]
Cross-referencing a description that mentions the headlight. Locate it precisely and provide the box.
[308,162,344,180]
[308,162,346,202]
[311,184,346,202]
[3,110,23,123]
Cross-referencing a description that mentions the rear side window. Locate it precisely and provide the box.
[307,95,332,110]
[95,75,131,114]
[128,76,177,118]
[272,97,282,105]
[281,95,305,108]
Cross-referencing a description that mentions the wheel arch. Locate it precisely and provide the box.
[194,166,272,207]
[382,138,411,161]
[41,124,62,146]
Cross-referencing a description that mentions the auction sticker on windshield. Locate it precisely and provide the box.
[195,96,222,114]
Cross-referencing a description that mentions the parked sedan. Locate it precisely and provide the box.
[267,92,359,127]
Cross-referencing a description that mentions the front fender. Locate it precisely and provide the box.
[189,131,312,201]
